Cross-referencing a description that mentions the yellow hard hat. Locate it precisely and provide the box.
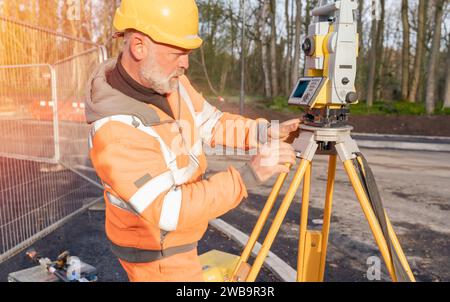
[113,0,203,50]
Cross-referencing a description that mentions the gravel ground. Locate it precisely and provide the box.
[0,209,279,282]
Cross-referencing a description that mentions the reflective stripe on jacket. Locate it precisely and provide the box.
[86,59,268,261]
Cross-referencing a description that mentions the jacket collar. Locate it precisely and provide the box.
[85,58,163,126]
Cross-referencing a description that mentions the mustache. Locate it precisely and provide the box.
[171,69,185,78]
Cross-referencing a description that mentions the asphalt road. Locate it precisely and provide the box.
[207,147,450,282]
[0,146,448,282]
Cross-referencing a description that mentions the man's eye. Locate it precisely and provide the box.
[172,52,190,56]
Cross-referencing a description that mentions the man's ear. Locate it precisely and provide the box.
[129,33,148,61]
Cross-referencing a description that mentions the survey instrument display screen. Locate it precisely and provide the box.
[293,80,310,99]
[288,77,326,107]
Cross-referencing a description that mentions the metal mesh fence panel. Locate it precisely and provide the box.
[55,47,106,176]
[0,64,58,163]
[0,17,106,263]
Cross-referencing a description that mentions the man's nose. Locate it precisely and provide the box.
[178,54,189,70]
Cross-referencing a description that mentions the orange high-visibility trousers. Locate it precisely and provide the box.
[118,249,204,282]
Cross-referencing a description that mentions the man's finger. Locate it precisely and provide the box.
[281,119,301,129]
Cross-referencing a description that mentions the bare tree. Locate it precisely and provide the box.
[443,35,450,109]
[283,0,292,95]
[55,0,445,105]
[356,0,364,100]
[258,0,272,98]
[409,0,428,103]
[304,0,319,33]
[374,0,385,102]
[401,0,411,101]
[444,66,450,109]
[291,0,302,90]
[269,0,279,96]
[425,0,445,114]
[366,4,379,106]
[200,45,219,96]
[219,5,236,94]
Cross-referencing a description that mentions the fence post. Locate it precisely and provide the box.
[49,65,60,163]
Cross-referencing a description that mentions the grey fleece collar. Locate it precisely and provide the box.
[85,58,162,126]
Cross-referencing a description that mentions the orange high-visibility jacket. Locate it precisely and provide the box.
[85,59,269,263]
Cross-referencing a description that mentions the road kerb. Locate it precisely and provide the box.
[209,219,297,282]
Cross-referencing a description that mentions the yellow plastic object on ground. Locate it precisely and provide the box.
[200,250,242,282]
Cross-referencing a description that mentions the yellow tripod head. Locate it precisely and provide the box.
[289,0,359,126]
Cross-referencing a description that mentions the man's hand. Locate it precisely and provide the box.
[249,141,297,183]
[268,119,302,142]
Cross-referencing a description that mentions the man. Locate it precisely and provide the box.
[85,0,300,282]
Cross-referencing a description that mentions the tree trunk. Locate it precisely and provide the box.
[401,0,410,101]
[425,0,444,115]
[283,0,292,95]
[374,0,385,102]
[356,0,364,100]
[291,0,302,89]
[259,0,271,98]
[302,1,318,77]
[219,57,230,94]
[366,17,378,107]
[444,52,450,108]
[408,0,427,103]
[239,0,245,115]
[269,0,279,96]
[199,45,218,95]
[304,0,318,32]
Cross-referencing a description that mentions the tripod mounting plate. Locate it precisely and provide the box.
[293,124,359,162]
[300,124,354,136]
[303,108,350,128]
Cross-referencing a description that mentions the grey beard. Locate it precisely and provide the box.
[139,56,180,95]
[139,70,175,95]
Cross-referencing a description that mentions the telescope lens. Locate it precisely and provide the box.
[345,92,358,104]
[302,38,314,56]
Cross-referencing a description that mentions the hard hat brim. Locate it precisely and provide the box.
[114,11,203,50]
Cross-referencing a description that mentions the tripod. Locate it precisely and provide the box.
[231,124,416,282]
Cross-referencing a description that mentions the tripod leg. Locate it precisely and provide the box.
[297,155,337,282]
[246,159,311,282]
[343,160,397,281]
[384,212,416,281]
[318,154,337,281]
[297,162,312,281]
[231,164,292,281]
